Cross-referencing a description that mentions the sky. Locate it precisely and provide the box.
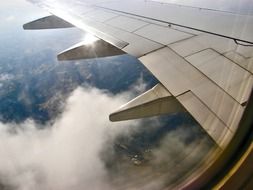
[0,0,215,189]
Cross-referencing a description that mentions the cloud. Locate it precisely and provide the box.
[99,117,214,190]
[0,73,14,81]
[5,16,15,22]
[0,86,215,190]
[128,72,148,96]
[0,86,138,190]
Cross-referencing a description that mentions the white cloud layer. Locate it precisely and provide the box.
[0,87,137,190]
[0,86,214,190]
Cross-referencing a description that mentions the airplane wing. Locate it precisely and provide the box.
[24,0,253,149]
[24,0,253,189]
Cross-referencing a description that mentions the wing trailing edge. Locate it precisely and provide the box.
[110,83,185,122]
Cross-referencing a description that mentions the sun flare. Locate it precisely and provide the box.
[83,33,98,45]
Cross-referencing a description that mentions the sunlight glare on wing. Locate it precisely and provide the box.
[83,33,98,45]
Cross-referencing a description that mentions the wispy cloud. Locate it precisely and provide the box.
[0,73,14,81]
[5,15,15,22]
